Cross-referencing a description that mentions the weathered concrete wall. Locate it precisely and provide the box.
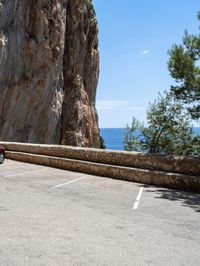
[1,142,200,176]
[6,151,200,193]
[1,142,200,193]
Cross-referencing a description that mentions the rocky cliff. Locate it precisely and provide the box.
[0,0,100,147]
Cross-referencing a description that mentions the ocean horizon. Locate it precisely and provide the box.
[100,127,200,151]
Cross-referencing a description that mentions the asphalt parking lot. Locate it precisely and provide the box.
[0,159,200,266]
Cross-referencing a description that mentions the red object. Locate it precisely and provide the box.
[0,145,5,152]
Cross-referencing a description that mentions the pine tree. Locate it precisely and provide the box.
[168,12,200,120]
[124,92,200,155]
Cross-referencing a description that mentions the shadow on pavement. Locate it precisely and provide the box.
[142,185,200,212]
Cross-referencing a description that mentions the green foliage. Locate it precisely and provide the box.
[99,135,106,149]
[123,117,144,152]
[124,10,200,155]
[143,92,198,155]
[85,0,96,14]
[168,11,200,120]
[124,92,200,156]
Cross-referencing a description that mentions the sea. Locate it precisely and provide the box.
[100,127,200,151]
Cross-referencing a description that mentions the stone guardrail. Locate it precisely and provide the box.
[1,142,200,193]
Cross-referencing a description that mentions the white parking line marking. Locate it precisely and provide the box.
[133,187,144,210]
[4,168,46,178]
[4,162,17,166]
[51,175,87,189]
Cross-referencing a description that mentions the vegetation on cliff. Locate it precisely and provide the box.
[85,0,95,14]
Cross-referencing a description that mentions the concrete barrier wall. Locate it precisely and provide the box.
[6,151,200,192]
[1,142,200,192]
[1,142,200,176]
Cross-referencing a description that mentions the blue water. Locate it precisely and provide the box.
[100,128,125,150]
[100,127,200,151]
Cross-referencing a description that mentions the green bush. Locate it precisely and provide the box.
[85,0,96,14]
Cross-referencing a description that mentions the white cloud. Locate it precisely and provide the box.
[140,50,150,55]
[96,100,128,110]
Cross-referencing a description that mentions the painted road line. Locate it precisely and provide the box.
[51,175,87,189]
[133,187,144,210]
[4,168,46,178]
[4,162,17,166]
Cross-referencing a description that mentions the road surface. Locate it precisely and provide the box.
[0,159,200,265]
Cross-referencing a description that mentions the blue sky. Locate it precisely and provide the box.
[93,0,200,128]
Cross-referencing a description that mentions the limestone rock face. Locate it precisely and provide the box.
[0,0,100,147]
